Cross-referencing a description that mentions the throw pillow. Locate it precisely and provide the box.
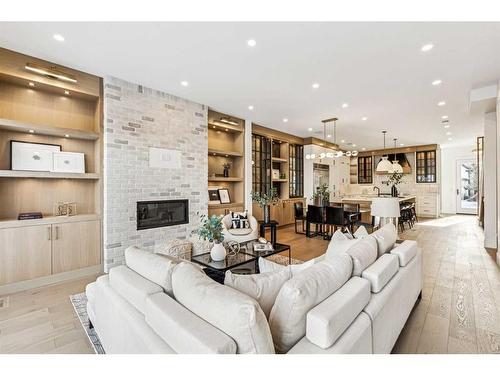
[326,235,378,277]
[230,211,250,229]
[224,269,291,318]
[258,256,315,277]
[353,225,369,239]
[331,229,349,242]
[371,223,397,257]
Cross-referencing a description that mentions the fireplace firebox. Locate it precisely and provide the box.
[137,199,189,230]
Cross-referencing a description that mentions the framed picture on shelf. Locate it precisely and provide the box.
[218,188,231,204]
[208,187,221,204]
[10,140,61,172]
[272,169,280,179]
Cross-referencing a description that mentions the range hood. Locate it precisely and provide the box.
[375,153,412,174]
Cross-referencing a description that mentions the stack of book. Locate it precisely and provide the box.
[18,212,43,220]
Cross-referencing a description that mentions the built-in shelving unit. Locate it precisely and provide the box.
[207,109,245,216]
[0,47,103,293]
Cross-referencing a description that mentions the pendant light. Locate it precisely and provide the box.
[376,131,393,172]
[389,138,403,173]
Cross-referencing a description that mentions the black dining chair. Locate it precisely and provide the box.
[324,206,352,239]
[294,202,306,234]
[306,205,324,238]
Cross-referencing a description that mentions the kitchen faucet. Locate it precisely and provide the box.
[373,186,380,197]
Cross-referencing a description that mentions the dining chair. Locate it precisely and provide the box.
[306,205,324,238]
[324,206,352,239]
[294,202,306,234]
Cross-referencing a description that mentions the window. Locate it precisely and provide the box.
[252,134,272,194]
[357,156,373,184]
[416,150,437,183]
[289,144,304,197]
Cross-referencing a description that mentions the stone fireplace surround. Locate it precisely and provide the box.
[103,76,208,272]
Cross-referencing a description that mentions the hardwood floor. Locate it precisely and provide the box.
[1,214,499,354]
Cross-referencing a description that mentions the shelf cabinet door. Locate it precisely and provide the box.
[281,200,295,226]
[52,220,101,274]
[0,225,52,285]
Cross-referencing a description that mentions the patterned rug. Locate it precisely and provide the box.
[69,254,303,354]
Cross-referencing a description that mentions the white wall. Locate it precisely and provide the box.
[440,145,475,214]
[484,112,497,249]
[497,82,500,265]
[244,120,253,215]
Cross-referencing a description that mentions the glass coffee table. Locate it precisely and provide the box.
[191,241,291,283]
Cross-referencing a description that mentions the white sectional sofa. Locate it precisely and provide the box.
[86,223,422,354]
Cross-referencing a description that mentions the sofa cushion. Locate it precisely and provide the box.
[228,228,253,236]
[361,254,399,293]
[306,277,371,349]
[125,246,179,296]
[85,282,96,305]
[145,293,237,354]
[269,254,353,353]
[371,223,397,257]
[258,256,315,277]
[224,269,290,318]
[326,236,378,277]
[109,265,163,314]
[172,262,274,354]
[353,225,370,239]
[391,240,418,266]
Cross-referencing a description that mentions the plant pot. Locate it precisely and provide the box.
[391,185,398,197]
[263,205,271,224]
[210,242,226,261]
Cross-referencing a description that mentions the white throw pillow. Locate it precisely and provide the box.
[326,236,378,277]
[269,254,353,353]
[331,229,349,242]
[371,223,397,257]
[172,262,274,354]
[353,225,369,239]
[258,256,314,277]
[224,269,291,318]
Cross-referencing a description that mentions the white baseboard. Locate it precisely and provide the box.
[0,265,102,296]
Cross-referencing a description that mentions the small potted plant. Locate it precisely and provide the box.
[196,214,226,261]
[384,172,404,197]
[251,187,279,223]
[312,183,330,206]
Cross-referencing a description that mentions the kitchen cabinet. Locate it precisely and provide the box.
[252,198,305,226]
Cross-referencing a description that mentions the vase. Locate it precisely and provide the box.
[210,242,226,261]
[223,168,229,178]
[391,185,398,197]
[263,205,271,223]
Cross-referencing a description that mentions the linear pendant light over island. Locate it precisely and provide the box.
[305,117,358,160]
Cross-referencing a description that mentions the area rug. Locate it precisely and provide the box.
[69,293,105,354]
[69,254,303,354]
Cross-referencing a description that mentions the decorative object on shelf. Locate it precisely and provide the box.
[208,187,221,204]
[222,162,231,178]
[10,140,61,172]
[17,211,43,220]
[196,214,226,261]
[53,201,78,216]
[251,187,279,224]
[225,240,241,256]
[218,188,231,204]
[383,171,404,197]
[67,202,77,216]
[52,151,85,173]
[312,183,330,206]
[272,169,280,179]
[376,131,393,173]
[388,138,403,174]
[305,118,358,160]
[279,172,286,179]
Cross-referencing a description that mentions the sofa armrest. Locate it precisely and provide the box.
[361,254,399,293]
[306,277,371,349]
[391,240,418,266]
[145,293,237,354]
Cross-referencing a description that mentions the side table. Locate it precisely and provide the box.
[258,220,279,246]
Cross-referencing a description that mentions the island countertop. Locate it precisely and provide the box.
[330,195,417,204]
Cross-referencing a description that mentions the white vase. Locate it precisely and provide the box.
[210,242,226,261]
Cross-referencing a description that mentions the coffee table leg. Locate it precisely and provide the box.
[288,248,291,265]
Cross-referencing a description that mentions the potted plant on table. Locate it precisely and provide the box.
[251,187,279,224]
[384,172,404,197]
[196,214,226,261]
[312,183,330,206]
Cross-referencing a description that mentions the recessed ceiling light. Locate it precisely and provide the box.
[448,137,453,141]
[312,83,320,89]
[248,105,254,110]
[361,117,368,121]
[441,115,448,120]
[247,39,256,47]
[446,131,452,135]
[28,82,35,87]
[28,129,35,133]
[341,103,349,109]
[352,144,357,147]
[180,81,189,87]
[421,43,434,52]
[53,34,65,42]
[308,127,313,132]
[341,139,346,143]
[400,143,405,146]
[432,79,442,86]
[361,147,366,151]
[64,134,70,138]
[283,118,288,123]
[444,124,450,128]
[64,90,69,95]
[438,101,446,106]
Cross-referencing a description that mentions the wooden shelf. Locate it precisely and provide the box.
[272,178,288,183]
[0,118,100,141]
[0,213,101,229]
[208,177,243,182]
[0,170,100,180]
[208,122,244,134]
[272,157,288,163]
[208,149,243,157]
[208,202,244,208]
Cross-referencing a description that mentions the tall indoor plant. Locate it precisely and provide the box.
[196,214,226,261]
[251,187,279,223]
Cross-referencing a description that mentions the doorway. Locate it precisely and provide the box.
[456,159,479,214]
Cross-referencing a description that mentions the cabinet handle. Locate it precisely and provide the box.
[47,226,51,241]
[55,226,59,240]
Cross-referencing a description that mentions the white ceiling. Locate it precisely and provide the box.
[1,22,499,150]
